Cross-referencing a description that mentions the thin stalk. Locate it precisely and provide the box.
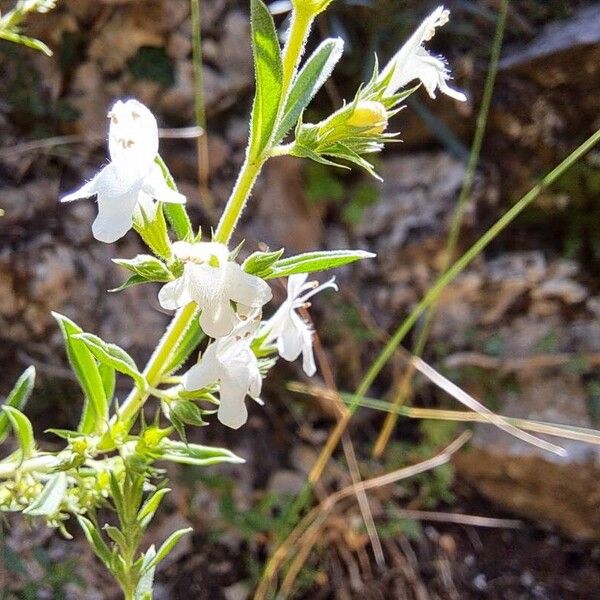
[372,0,510,457]
[213,9,313,244]
[190,0,211,207]
[307,126,600,484]
[104,303,198,444]
[281,9,313,95]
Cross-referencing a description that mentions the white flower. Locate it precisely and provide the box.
[60,99,186,243]
[378,6,466,102]
[158,241,272,338]
[183,313,262,429]
[262,273,338,376]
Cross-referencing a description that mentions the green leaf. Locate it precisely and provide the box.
[73,333,146,390]
[103,525,128,551]
[242,248,284,277]
[99,363,116,405]
[77,516,111,567]
[248,0,283,159]
[113,255,173,283]
[135,546,157,599]
[133,203,172,260]
[138,488,171,530]
[2,406,35,459]
[163,312,204,375]
[23,472,68,517]
[155,156,193,241]
[149,527,193,569]
[158,439,245,467]
[0,30,52,55]
[265,249,376,278]
[109,274,149,293]
[274,37,344,144]
[52,313,108,434]
[0,366,35,444]
[168,400,207,440]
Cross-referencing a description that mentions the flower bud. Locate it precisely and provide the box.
[347,101,388,135]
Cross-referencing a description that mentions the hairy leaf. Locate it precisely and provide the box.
[23,472,68,516]
[248,0,283,159]
[53,313,108,434]
[0,366,35,444]
[274,37,344,143]
[265,249,376,278]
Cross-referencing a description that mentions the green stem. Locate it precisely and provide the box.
[372,0,509,455]
[212,155,265,245]
[104,303,197,445]
[281,9,313,96]
[355,127,600,405]
[107,1,316,441]
[213,8,313,245]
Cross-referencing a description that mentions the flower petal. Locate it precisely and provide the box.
[287,273,310,300]
[226,263,272,307]
[182,344,220,391]
[301,325,317,376]
[158,272,192,311]
[108,99,159,174]
[278,313,304,362]
[218,369,250,429]
[142,164,187,205]
[92,188,140,243]
[199,299,237,338]
[60,170,104,203]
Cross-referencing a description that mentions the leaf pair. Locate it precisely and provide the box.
[53,313,148,435]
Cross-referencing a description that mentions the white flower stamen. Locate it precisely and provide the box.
[158,241,272,339]
[262,273,338,376]
[60,99,186,243]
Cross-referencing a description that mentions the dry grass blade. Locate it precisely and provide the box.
[309,322,386,568]
[410,356,566,456]
[255,431,471,599]
[0,127,204,159]
[290,381,600,446]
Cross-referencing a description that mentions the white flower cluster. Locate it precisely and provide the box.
[59,7,464,430]
[60,100,337,428]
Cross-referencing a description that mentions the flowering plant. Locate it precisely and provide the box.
[1,2,469,597]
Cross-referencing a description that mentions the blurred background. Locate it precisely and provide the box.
[1,0,599,598]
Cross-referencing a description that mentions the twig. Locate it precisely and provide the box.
[0,127,204,159]
[444,351,600,372]
[255,432,471,598]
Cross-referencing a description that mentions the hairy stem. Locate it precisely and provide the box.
[108,2,315,443]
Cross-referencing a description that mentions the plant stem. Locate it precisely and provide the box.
[213,155,265,245]
[281,9,313,96]
[307,126,600,483]
[108,1,315,441]
[104,303,197,445]
[372,0,509,458]
[213,8,313,245]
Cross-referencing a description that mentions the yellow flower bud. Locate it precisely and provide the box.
[71,438,88,455]
[347,101,388,135]
[142,426,170,448]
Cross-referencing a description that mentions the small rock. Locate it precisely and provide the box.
[532,277,587,304]
[267,469,306,496]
